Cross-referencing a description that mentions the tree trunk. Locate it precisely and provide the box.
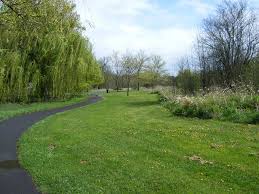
[116,79,119,92]
[137,73,140,91]
[127,78,130,96]
[105,82,109,93]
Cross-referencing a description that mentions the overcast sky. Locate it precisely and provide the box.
[75,0,258,73]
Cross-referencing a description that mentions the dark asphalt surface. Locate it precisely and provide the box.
[0,95,102,194]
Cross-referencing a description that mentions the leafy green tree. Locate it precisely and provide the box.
[111,51,123,92]
[99,57,112,93]
[0,0,102,102]
[145,55,166,90]
[176,69,200,95]
[121,52,138,96]
[135,50,149,91]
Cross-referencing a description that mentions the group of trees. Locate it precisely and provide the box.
[2,0,256,102]
[100,0,259,96]
[99,51,168,96]
[0,0,102,103]
[173,58,200,95]
[174,0,259,94]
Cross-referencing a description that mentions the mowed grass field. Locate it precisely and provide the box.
[19,92,259,193]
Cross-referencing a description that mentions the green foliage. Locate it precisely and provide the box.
[244,57,259,90]
[159,88,259,124]
[161,97,214,120]
[176,69,200,95]
[0,0,102,103]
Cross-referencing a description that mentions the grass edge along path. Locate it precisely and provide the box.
[0,95,102,194]
[0,94,91,122]
[19,91,259,193]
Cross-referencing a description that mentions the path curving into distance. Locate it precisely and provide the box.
[0,95,102,194]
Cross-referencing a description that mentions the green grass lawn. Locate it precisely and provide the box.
[19,92,259,193]
[0,95,88,121]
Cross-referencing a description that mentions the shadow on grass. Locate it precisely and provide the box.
[126,100,159,107]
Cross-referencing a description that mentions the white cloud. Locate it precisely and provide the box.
[75,0,198,73]
[178,0,214,15]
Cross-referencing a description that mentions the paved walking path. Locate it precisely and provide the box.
[0,95,102,194]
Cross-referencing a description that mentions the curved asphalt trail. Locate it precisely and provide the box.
[0,95,102,194]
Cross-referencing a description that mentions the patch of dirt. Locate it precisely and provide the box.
[185,155,213,165]
[248,152,259,157]
[210,143,223,149]
[80,160,88,164]
[48,144,56,151]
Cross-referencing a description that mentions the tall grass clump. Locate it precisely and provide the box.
[157,86,259,124]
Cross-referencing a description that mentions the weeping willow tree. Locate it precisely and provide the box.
[0,0,103,103]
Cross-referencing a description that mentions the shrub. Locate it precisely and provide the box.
[157,87,259,124]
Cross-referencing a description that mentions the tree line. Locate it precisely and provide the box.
[99,0,259,96]
[99,51,169,96]
[2,0,257,102]
[174,0,259,94]
[0,0,103,103]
